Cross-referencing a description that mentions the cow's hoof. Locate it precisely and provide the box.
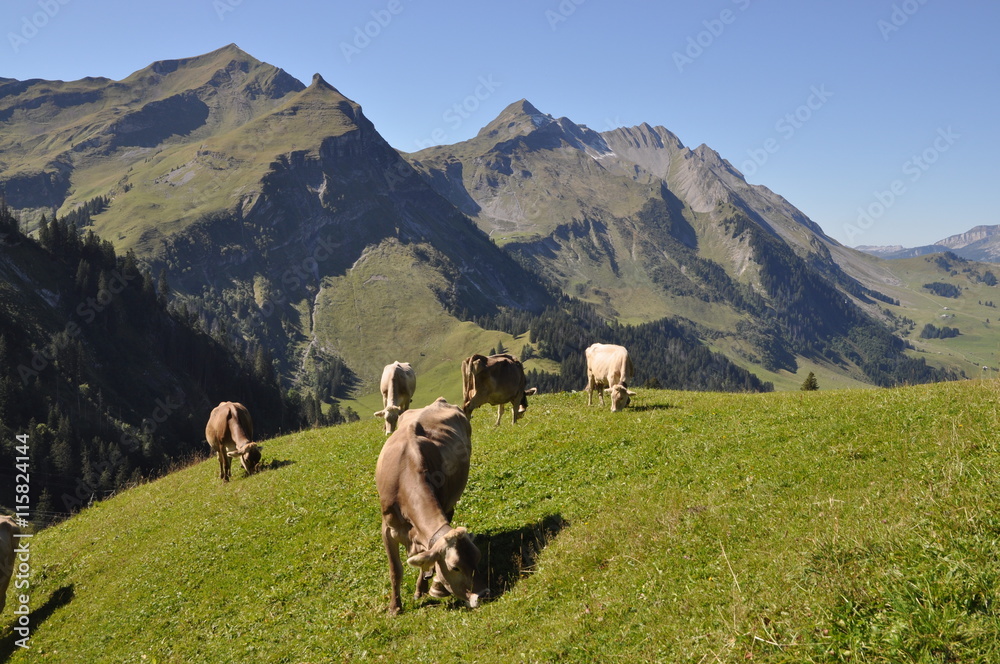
[388,601,402,616]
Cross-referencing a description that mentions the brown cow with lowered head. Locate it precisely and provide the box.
[206,401,262,481]
[461,353,537,426]
[0,515,19,614]
[375,397,485,614]
[374,361,416,434]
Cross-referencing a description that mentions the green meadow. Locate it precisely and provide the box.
[4,381,1000,663]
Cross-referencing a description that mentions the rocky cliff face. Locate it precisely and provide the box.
[406,100,855,320]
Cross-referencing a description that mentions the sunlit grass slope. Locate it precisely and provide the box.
[4,381,1000,662]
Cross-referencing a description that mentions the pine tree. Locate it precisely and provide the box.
[37,214,52,248]
[801,371,819,391]
[157,269,171,304]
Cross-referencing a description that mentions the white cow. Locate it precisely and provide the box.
[584,343,636,412]
[374,362,417,434]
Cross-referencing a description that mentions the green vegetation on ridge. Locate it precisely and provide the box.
[5,381,1000,662]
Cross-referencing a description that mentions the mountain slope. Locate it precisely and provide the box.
[0,48,556,399]
[406,100,947,386]
[5,382,1000,662]
[0,44,304,227]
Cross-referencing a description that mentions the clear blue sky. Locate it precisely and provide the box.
[2,0,996,248]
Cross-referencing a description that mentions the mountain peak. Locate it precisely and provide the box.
[477,98,554,140]
[299,72,357,112]
[119,44,305,103]
[509,98,543,117]
[310,73,336,91]
[141,43,259,77]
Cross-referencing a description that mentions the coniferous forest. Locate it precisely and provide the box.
[0,202,344,524]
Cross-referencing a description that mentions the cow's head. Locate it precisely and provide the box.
[374,405,402,435]
[606,384,636,412]
[513,387,539,423]
[406,527,482,608]
[228,442,262,475]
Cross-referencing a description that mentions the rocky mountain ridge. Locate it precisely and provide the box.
[857,225,1000,262]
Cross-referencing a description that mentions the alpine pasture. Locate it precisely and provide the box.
[3,381,1000,663]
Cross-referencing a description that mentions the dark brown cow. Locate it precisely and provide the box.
[374,361,417,434]
[205,401,261,481]
[461,353,537,425]
[585,343,636,412]
[375,397,484,614]
[0,516,18,614]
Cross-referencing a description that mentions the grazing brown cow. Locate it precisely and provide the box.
[461,353,537,426]
[374,361,417,434]
[206,401,261,481]
[375,397,484,614]
[585,343,636,412]
[0,515,19,614]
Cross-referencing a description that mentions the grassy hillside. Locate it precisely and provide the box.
[4,380,1000,662]
[875,253,1000,373]
[312,237,540,411]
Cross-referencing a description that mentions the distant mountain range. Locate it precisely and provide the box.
[856,225,1000,262]
[0,45,990,413]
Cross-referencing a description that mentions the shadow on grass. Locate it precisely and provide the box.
[629,403,674,413]
[476,513,568,601]
[0,584,74,659]
[258,458,296,473]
